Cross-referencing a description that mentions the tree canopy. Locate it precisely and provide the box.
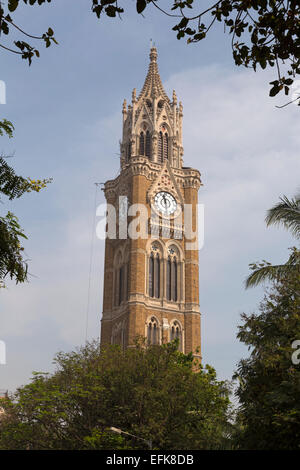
[1,0,299,103]
[0,339,232,450]
[234,267,300,449]
[0,121,51,288]
[246,193,300,288]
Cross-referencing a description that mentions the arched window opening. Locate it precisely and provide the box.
[171,257,177,302]
[153,323,157,344]
[112,322,125,347]
[139,132,145,155]
[145,131,151,157]
[149,253,154,298]
[170,321,182,350]
[167,253,178,302]
[158,129,169,163]
[163,132,169,160]
[114,254,128,307]
[167,256,172,301]
[139,130,151,158]
[149,251,160,299]
[147,322,151,344]
[147,317,159,345]
[149,245,161,299]
[158,131,163,163]
[154,256,160,298]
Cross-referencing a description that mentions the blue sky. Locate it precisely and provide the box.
[0,0,299,392]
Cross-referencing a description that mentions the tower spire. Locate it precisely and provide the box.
[120,46,183,169]
[137,46,169,103]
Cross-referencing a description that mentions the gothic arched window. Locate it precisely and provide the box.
[112,321,126,348]
[149,253,154,298]
[114,253,128,307]
[171,257,177,302]
[166,248,178,302]
[158,131,163,163]
[154,255,160,298]
[139,132,145,155]
[170,321,182,351]
[158,127,169,163]
[145,130,151,157]
[163,133,168,160]
[147,317,159,345]
[139,130,151,158]
[149,245,160,299]
[167,256,171,301]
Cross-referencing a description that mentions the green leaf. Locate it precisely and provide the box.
[136,0,146,14]
[8,0,19,12]
[178,16,189,29]
[105,5,116,17]
[269,85,279,97]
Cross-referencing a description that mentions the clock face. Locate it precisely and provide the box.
[154,191,177,216]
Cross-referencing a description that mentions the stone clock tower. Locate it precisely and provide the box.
[100,47,202,358]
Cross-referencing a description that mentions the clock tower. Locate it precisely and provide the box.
[100,47,202,358]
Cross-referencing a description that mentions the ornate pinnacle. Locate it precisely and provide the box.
[132,88,137,103]
[150,46,157,63]
[122,99,127,113]
[172,90,177,105]
[179,101,183,116]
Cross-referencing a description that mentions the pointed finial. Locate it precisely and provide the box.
[172,90,177,105]
[132,88,137,103]
[179,101,183,115]
[122,99,127,113]
[150,46,157,63]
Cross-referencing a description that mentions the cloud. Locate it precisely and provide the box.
[165,65,300,379]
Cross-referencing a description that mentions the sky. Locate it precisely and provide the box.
[0,0,299,392]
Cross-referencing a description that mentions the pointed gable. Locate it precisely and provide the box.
[147,160,184,206]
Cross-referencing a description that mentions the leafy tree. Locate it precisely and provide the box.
[0,121,51,288]
[234,267,300,449]
[246,193,300,288]
[0,119,14,138]
[1,1,299,103]
[0,339,232,450]
[0,1,57,65]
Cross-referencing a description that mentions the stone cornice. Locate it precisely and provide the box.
[103,157,202,199]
